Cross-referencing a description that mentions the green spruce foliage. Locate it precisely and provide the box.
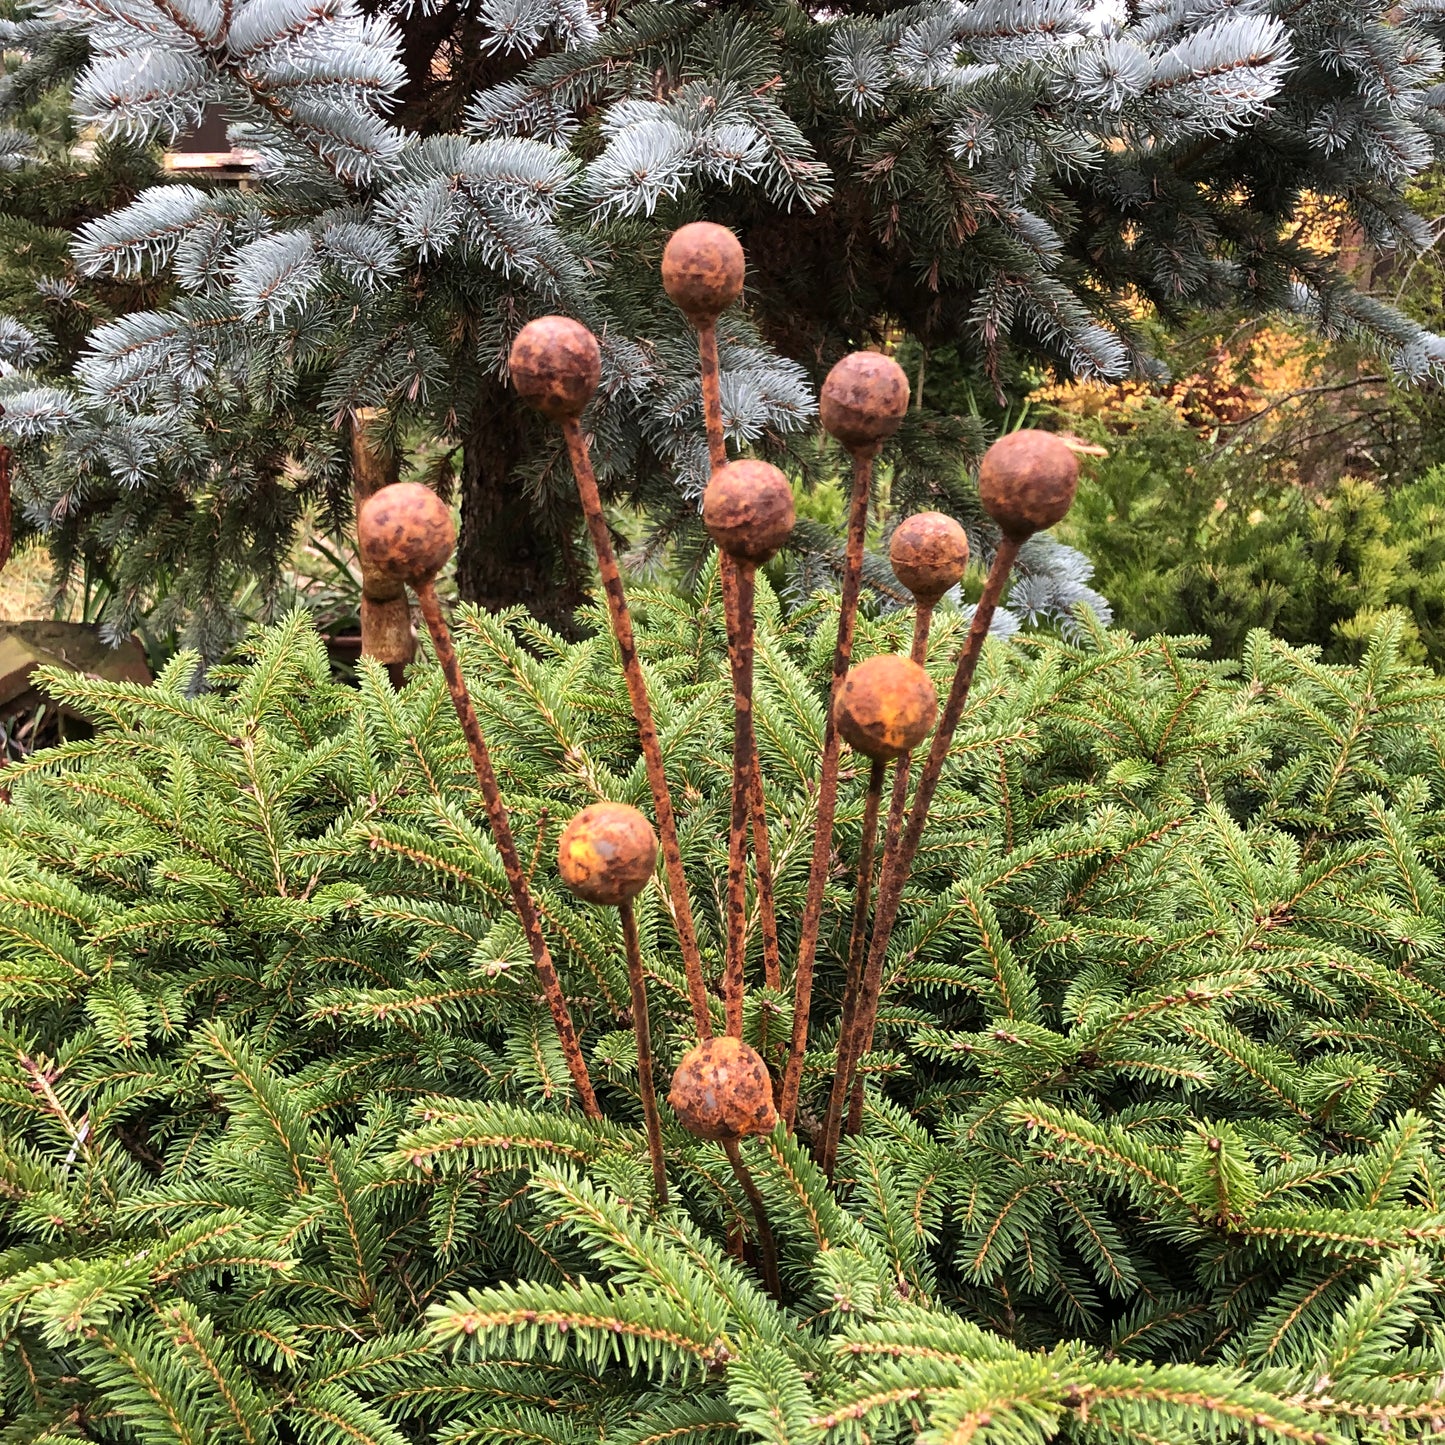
[5,592,1445,1440]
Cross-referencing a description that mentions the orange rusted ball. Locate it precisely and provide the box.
[835,654,938,762]
[819,352,910,450]
[661,222,745,323]
[557,802,657,906]
[668,1035,778,1142]
[508,316,601,420]
[977,430,1079,541]
[357,482,455,584]
[702,459,795,565]
[890,512,970,603]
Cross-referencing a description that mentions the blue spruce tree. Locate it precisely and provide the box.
[1,0,1442,648]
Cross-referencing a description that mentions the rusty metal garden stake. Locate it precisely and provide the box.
[619,900,668,1202]
[844,513,969,1134]
[817,655,937,1176]
[702,460,795,1037]
[723,1139,782,1298]
[0,408,13,579]
[558,802,669,1203]
[824,754,885,1167]
[779,353,909,1128]
[664,222,783,996]
[509,317,714,1041]
[349,408,414,681]
[357,482,600,1118]
[843,435,1079,1132]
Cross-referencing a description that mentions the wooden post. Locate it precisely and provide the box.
[350,408,415,681]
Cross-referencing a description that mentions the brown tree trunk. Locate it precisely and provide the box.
[455,378,586,631]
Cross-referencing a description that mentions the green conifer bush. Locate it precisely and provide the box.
[1058,407,1445,666]
[5,593,1445,1440]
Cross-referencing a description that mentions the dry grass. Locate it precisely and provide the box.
[0,546,71,624]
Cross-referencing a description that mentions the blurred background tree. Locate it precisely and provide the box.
[4,0,1445,658]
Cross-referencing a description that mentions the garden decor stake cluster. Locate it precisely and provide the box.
[664,223,784,999]
[834,432,1079,1160]
[356,484,601,1118]
[356,224,1078,1296]
[780,352,911,1128]
[509,316,713,1041]
[845,512,969,1136]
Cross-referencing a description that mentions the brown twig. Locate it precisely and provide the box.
[845,541,1021,1108]
[845,601,934,1135]
[818,755,887,1176]
[699,320,782,996]
[722,1139,781,1299]
[619,899,668,1204]
[779,444,876,1127]
[414,579,601,1117]
[722,559,758,1038]
[560,419,713,1041]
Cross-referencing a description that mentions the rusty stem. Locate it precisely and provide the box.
[818,755,887,1177]
[619,899,669,1205]
[722,1139,781,1299]
[845,540,1021,1123]
[779,444,877,1128]
[560,420,713,1041]
[844,600,935,1136]
[414,579,600,1117]
[698,320,782,997]
[722,561,757,1038]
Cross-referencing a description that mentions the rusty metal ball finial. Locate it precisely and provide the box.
[558,802,658,907]
[819,352,910,451]
[890,512,970,604]
[977,430,1079,541]
[703,459,795,565]
[357,482,455,584]
[509,317,602,420]
[662,222,745,324]
[669,1035,778,1141]
[835,655,938,762]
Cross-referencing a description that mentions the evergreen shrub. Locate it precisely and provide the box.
[1061,406,1445,666]
[4,591,1445,1440]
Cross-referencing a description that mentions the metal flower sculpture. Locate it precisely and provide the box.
[359,224,1079,1297]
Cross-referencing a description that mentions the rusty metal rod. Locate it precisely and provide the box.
[560,419,713,1041]
[844,601,935,1135]
[414,578,601,1117]
[699,319,783,997]
[722,1139,781,1299]
[842,540,1021,1125]
[818,755,887,1176]
[752,771,782,994]
[722,560,758,1038]
[619,898,669,1205]
[779,444,877,1127]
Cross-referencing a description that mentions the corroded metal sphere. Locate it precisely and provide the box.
[702,459,795,565]
[557,802,657,906]
[357,483,455,584]
[977,430,1079,541]
[835,654,938,762]
[819,352,910,450]
[669,1036,778,1142]
[508,316,601,420]
[890,512,970,603]
[661,222,745,323]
